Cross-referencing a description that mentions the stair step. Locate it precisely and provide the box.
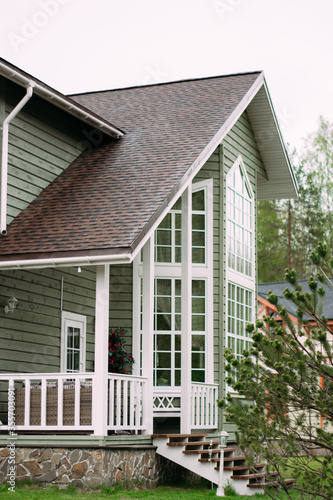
[225,463,266,472]
[198,458,220,463]
[224,455,246,462]
[247,478,296,489]
[183,449,220,455]
[232,472,268,480]
[152,433,207,439]
[167,441,219,447]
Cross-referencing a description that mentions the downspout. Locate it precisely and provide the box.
[0,81,35,235]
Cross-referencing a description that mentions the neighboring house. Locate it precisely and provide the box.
[0,58,297,488]
[258,280,333,326]
[258,280,333,432]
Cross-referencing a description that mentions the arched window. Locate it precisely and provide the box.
[226,157,255,390]
[227,156,253,278]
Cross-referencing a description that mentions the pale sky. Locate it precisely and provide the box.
[1,0,333,153]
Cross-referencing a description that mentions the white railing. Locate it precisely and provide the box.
[107,373,147,432]
[191,382,218,429]
[0,373,94,431]
[0,372,147,434]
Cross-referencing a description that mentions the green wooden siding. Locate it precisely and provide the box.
[193,109,265,438]
[0,264,133,374]
[109,264,134,358]
[0,264,133,423]
[1,78,86,225]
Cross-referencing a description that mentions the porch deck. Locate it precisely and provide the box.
[0,373,218,436]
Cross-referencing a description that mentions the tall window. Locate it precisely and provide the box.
[154,185,208,266]
[226,157,255,388]
[136,179,213,389]
[227,158,253,277]
[227,283,252,363]
[155,199,182,263]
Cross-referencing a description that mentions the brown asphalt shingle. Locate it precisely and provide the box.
[0,72,261,258]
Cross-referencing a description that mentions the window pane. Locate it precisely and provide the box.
[156,247,171,263]
[192,214,205,230]
[156,230,171,245]
[172,198,182,210]
[192,280,205,297]
[192,353,205,368]
[192,190,205,211]
[73,329,80,349]
[192,231,205,247]
[175,335,181,351]
[156,279,171,296]
[158,352,171,368]
[175,353,181,368]
[159,213,171,229]
[156,335,171,350]
[192,370,205,382]
[156,314,171,330]
[67,328,73,348]
[192,315,205,331]
[192,335,205,351]
[192,297,205,314]
[192,248,205,264]
[175,213,182,229]
[175,279,181,295]
[156,370,171,386]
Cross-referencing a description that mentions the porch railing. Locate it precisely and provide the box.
[107,373,147,432]
[0,373,147,434]
[191,382,218,429]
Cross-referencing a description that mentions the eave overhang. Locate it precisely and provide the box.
[247,80,298,200]
[0,58,124,139]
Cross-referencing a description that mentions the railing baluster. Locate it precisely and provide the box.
[24,378,30,427]
[116,379,121,427]
[129,380,134,428]
[58,378,63,427]
[74,378,80,427]
[40,378,46,427]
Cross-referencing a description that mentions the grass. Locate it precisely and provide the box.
[0,482,303,499]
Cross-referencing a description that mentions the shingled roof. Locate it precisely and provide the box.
[0,72,265,262]
[258,281,333,321]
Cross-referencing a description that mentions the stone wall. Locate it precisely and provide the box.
[0,446,185,488]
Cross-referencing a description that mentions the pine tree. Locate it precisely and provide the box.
[221,242,333,499]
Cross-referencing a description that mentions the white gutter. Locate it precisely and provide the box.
[0,61,123,139]
[0,253,132,270]
[0,81,35,235]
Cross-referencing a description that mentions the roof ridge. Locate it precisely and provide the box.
[69,70,263,97]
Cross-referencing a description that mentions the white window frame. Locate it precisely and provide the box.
[226,155,255,290]
[226,156,255,393]
[133,178,214,385]
[61,311,86,373]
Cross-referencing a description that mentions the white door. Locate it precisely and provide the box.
[61,312,86,373]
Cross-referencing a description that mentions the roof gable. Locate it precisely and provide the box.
[0,71,297,268]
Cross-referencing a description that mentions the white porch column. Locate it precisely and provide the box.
[181,184,192,433]
[93,264,110,436]
[142,236,154,435]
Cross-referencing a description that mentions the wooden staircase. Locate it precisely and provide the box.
[152,433,294,496]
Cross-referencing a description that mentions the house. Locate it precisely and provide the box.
[258,280,333,326]
[0,58,297,490]
[258,280,333,438]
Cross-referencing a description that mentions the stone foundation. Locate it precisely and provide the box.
[0,446,185,488]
